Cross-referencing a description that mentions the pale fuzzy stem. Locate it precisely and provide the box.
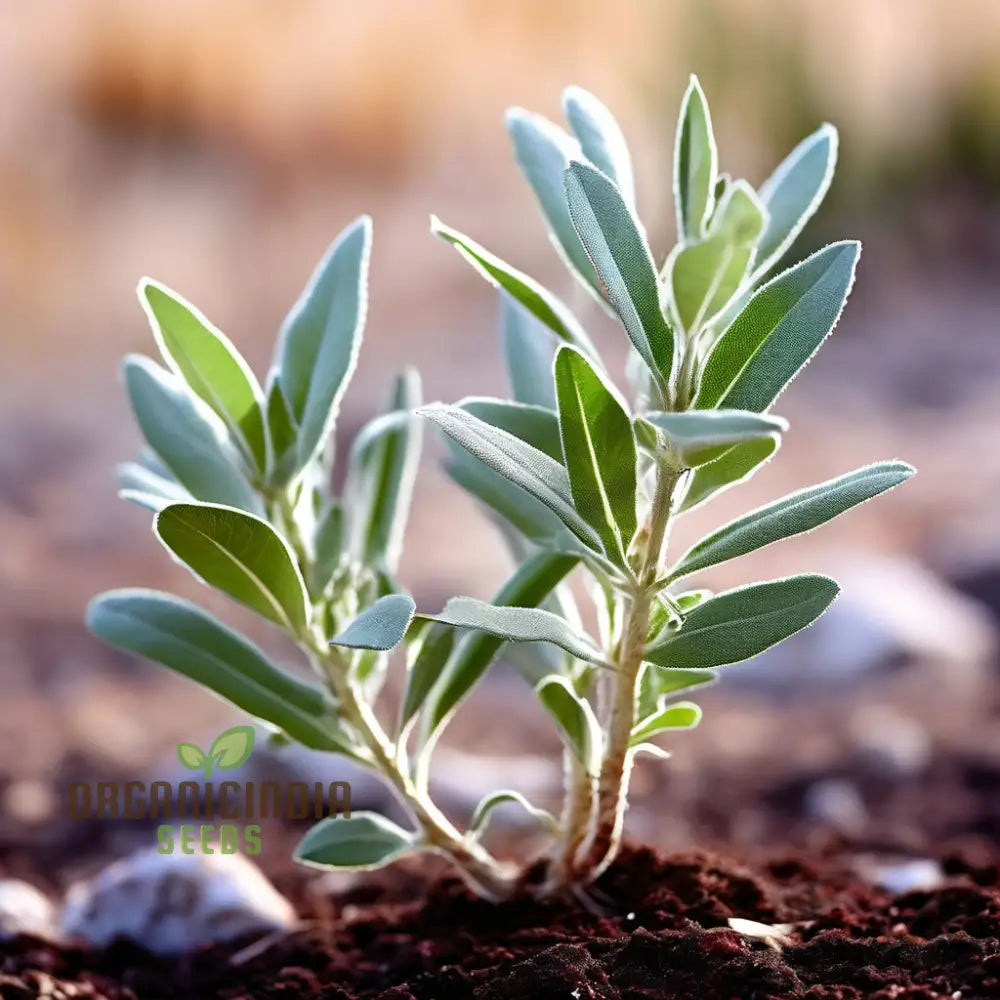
[544,749,595,892]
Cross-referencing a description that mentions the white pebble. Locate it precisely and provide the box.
[0,879,56,940]
[872,859,944,895]
[61,846,295,954]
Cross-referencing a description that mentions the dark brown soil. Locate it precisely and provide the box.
[3,844,1000,999]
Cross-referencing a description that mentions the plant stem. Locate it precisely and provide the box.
[543,749,594,893]
[574,462,680,883]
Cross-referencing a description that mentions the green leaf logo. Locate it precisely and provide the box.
[176,725,255,778]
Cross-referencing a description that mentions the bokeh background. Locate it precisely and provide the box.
[2,0,999,879]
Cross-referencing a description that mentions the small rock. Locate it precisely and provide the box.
[803,778,868,835]
[863,857,944,894]
[849,705,932,778]
[61,847,295,954]
[0,880,56,940]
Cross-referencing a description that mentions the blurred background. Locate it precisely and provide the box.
[1,0,999,882]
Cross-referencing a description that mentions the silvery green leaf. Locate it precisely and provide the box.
[468,790,558,839]
[674,75,718,241]
[646,574,840,669]
[506,107,604,300]
[398,622,455,736]
[537,675,602,775]
[155,502,310,633]
[343,370,422,572]
[116,461,190,511]
[755,124,838,279]
[431,217,597,357]
[678,436,780,514]
[265,379,298,484]
[421,404,604,554]
[140,279,267,473]
[643,409,786,468]
[331,594,415,651]
[295,812,415,871]
[309,501,343,598]
[460,397,562,460]
[668,461,915,580]
[424,598,605,665]
[87,589,350,752]
[565,161,675,391]
[562,86,635,206]
[637,663,717,721]
[425,553,579,733]
[631,701,701,745]
[695,241,860,412]
[668,181,767,333]
[122,356,260,513]
[500,294,558,409]
[276,217,371,472]
[554,345,637,566]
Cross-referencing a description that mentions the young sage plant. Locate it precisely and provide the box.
[88,76,913,901]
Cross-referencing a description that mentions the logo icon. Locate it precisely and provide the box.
[176,725,255,778]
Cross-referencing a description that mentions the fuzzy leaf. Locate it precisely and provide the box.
[643,409,786,468]
[421,404,604,553]
[461,397,562,461]
[554,345,637,565]
[678,436,780,513]
[646,575,840,669]
[755,124,838,278]
[399,622,456,735]
[426,553,579,733]
[432,218,596,357]
[87,590,348,751]
[674,75,718,241]
[331,594,415,651]
[140,280,267,473]
[309,502,344,598]
[295,813,415,871]
[344,371,422,572]
[669,461,915,580]
[695,241,860,412]
[468,790,558,839]
[536,675,602,774]
[500,294,558,409]
[265,380,298,482]
[631,701,702,745]
[277,217,371,471]
[506,108,603,299]
[565,161,675,389]
[562,86,635,206]
[123,356,260,512]
[669,181,766,333]
[155,502,309,632]
[117,461,190,511]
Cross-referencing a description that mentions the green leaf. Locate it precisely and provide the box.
[554,345,637,566]
[562,86,635,206]
[421,404,604,554]
[423,598,605,665]
[461,397,562,461]
[565,161,675,390]
[678,436,780,514]
[265,380,298,483]
[755,124,838,279]
[468,790,558,839]
[140,279,267,474]
[500,294,558,409]
[209,724,256,770]
[431,217,597,357]
[122,356,260,513]
[177,743,206,771]
[344,370,422,572]
[668,181,766,333]
[505,107,604,300]
[674,75,718,241]
[399,622,456,735]
[631,701,701,745]
[426,552,578,733]
[331,594,415,651]
[117,461,190,511]
[277,216,371,472]
[643,409,786,468]
[87,589,349,751]
[536,675,602,775]
[645,574,840,669]
[295,812,415,871]
[669,461,915,580]
[309,502,344,598]
[695,241,860,413]
[155,502,310,632]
